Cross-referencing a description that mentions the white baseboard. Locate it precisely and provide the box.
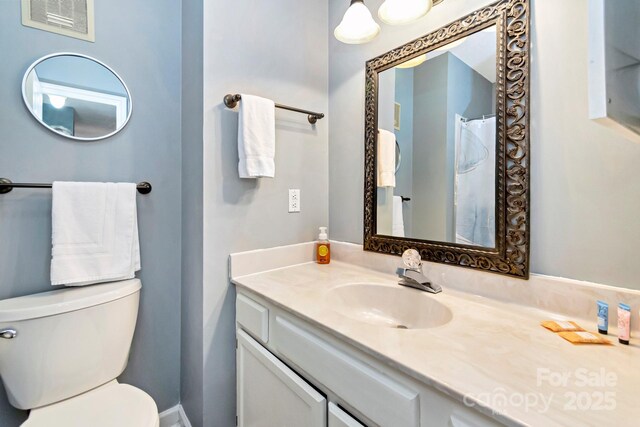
[159,404,193,427]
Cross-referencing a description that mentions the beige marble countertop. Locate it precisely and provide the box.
[232,261,640,427]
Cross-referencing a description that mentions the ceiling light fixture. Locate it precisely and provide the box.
[334,0,380,44]
[48,95,67,109]
[395,54,428,69]
[378,0,433,25]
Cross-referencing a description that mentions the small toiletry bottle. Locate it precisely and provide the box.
[618,303,631,345]
[316,227,330,264]
[597,301,609,335]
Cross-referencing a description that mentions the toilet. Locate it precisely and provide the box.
[0,279,159,426]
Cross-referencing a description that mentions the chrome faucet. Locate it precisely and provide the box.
[396,249,442,294]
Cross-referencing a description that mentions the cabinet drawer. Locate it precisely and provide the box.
[274,316,419,427]
[329,402,365,427]
[236,294,269,343]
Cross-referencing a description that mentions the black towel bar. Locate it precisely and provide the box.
[223,94,324,124]
[0,178,152,195]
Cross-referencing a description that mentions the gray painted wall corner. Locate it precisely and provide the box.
[202,0,330,425]
[180,0,204,425]
[0,0,182,425]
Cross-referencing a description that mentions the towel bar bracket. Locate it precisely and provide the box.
[0,178,11,194]
[223,94,241,109]
[0,178,152,195]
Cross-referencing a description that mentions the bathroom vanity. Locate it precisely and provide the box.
[231,242,640,427]
[234,281,501,427]
[229,1,640,425]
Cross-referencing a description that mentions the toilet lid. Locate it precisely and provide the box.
[23,382,159,427]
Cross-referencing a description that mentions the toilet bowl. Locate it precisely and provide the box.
[0,279,159,426]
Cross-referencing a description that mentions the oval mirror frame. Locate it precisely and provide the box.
[21,52,133,142]
[363,0,531,279]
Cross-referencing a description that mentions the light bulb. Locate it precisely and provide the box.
[396,54,428,68]
[48,95,66,109]
[378,0,433,25]
[334,0,380,44]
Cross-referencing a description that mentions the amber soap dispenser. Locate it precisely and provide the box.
[316,227,330,264]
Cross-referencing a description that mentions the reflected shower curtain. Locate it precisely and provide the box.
[454,115,496,247]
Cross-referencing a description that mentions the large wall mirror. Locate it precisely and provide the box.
[22,53,132,141]
[364,0,531,278]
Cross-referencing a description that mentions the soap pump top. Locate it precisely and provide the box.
[318,227,328,241]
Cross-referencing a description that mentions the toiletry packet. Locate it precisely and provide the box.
[558,331,611,345]
[541,320,584,332]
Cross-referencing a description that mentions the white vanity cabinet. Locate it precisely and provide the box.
[235,291,502,427]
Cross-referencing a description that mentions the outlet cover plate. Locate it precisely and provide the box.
[288,189,300,213]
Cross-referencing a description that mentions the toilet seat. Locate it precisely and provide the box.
[23,381,159,427]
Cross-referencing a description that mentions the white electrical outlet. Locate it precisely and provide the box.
[288,189,301,213]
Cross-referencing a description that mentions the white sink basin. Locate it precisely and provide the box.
[325,283,452,330]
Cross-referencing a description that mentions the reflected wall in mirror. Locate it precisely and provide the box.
[377,27,497,248]
[364,0,530,278]
[22,53,132,141]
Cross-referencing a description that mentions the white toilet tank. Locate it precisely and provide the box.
[0,279,141,410]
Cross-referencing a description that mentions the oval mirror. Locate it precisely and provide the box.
[22,53,132,141]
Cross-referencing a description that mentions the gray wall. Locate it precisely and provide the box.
[529,0,640,289]
[411,54,450,240]
[394,68,414,236]
[0,0,182,425]
[181,0,204,425]
[376,69,396,235]
[446,53,494,127]
[329,0,640,291]
[201,0,329,425]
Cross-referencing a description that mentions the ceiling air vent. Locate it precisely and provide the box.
[21,0,95,42]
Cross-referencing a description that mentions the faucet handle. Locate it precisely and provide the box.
[402,249,422,270]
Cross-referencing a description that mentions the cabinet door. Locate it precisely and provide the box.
[237,329,326,427]
[328,402,365,427]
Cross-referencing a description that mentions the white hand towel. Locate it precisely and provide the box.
[392,195,405,237]
[377,129,396,187]
[50,182,140,286]
[238,94,276,178]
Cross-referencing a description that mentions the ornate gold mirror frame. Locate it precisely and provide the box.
[363,0,530,278]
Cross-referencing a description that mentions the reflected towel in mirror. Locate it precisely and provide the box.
[377,129,396,187]
[392,195,405,237]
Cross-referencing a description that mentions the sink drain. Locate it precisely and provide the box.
[395,324,409,329]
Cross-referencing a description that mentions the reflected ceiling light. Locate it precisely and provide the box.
[395,54,428,68]
[334,0,380,44]
[48,95,66,109]
[434,36,467,51]
[378,0,433,25]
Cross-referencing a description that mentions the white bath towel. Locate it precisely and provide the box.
[392,195,405,237]
[377,129,396,187]
[50,182,140,286]
[238,94,276,178]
